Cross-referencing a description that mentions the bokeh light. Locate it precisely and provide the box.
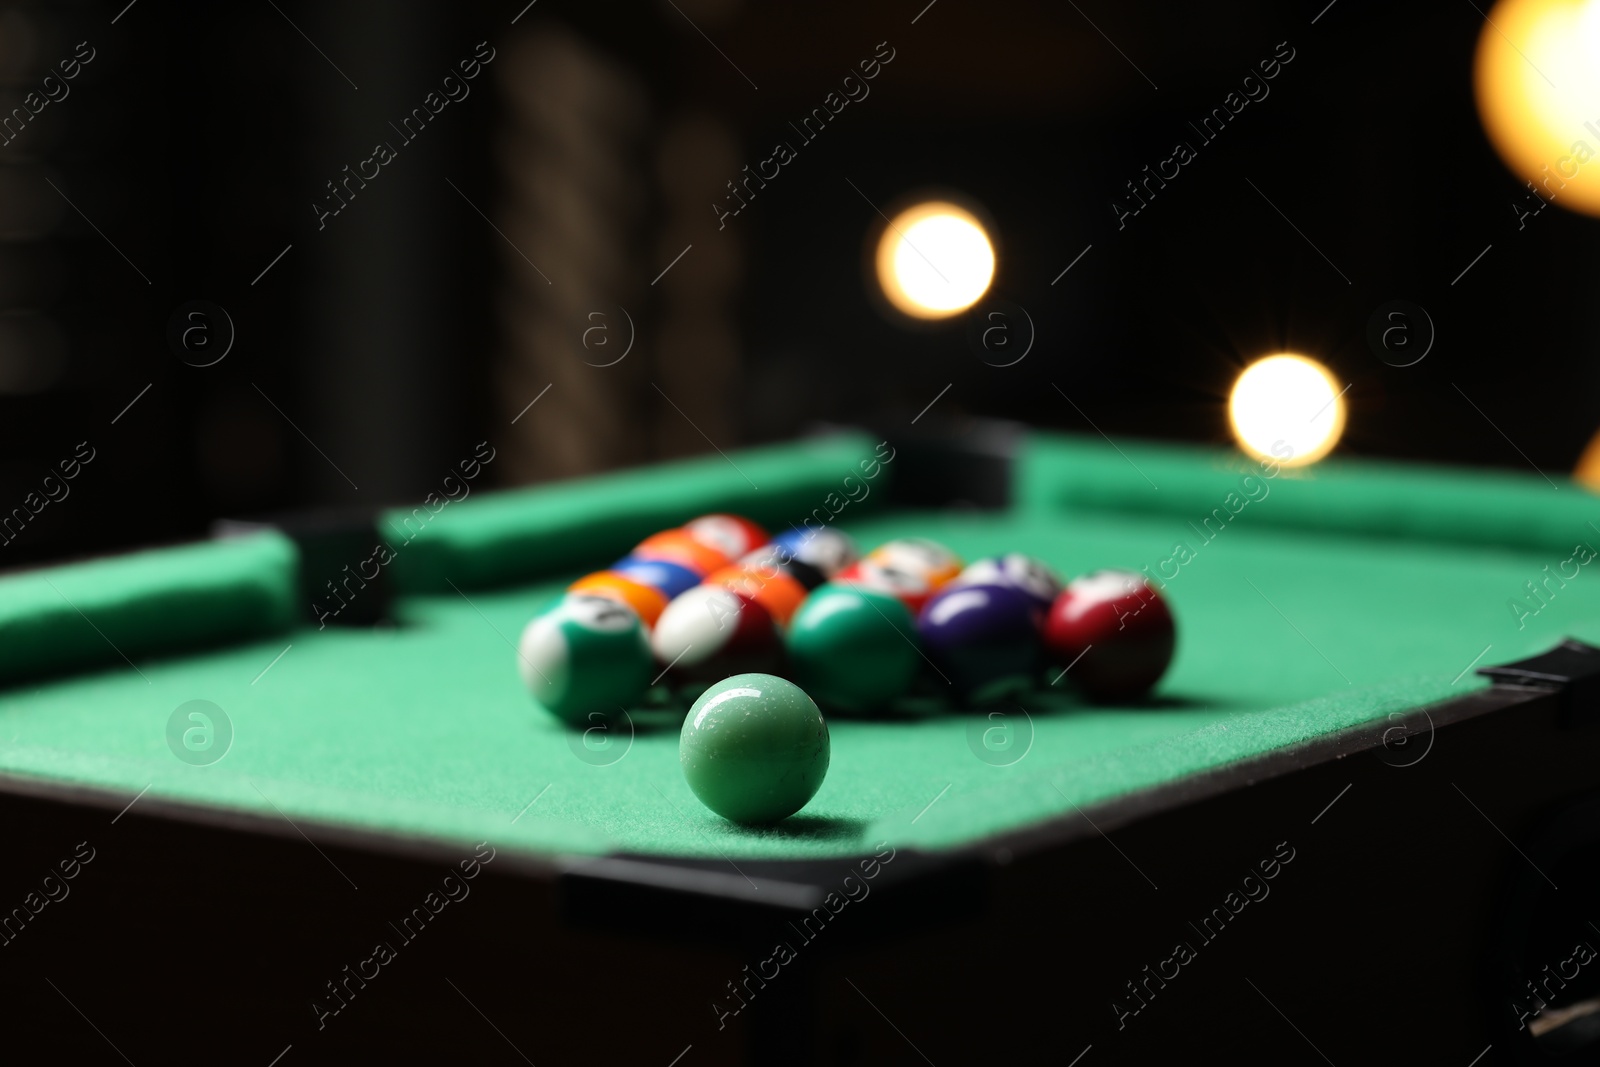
[1474,0,1600,218]
[874,201,995,319]
[1229,354,1346,467]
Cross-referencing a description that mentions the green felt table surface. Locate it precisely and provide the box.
[2,432,1598,862]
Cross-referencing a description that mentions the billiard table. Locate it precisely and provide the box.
[2,426,1599,1065]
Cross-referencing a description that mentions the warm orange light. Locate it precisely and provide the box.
[1474,0,1600,218]
[874,201,995,319]
[1229,354,1346,467]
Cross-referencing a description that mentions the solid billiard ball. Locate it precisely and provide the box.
[609,556,702,601]
[679,672,829,824]
[868,538,963,588]
[954,554,1063,613]
[917,583,1043,703]
[650,584,783,693]
[702,562,811,626]
[787,582,920,712]
[836,557,935,615]
[770,527,860,577]
[517,594,654,726]
[630,529,732,577]
[1043,570,1175,702]
[568,570,670,628]
[682,513,769,560]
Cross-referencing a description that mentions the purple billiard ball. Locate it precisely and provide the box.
[917,583,1043,704]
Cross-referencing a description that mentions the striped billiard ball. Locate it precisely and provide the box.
[770,527,859,578]
[517,594,654,726]
[953,554,1063,614]
[835,557,935,615]
[868,538,963,588]
[1044,570,1175,702]
[682,513,769,560]
[568,570,670,629]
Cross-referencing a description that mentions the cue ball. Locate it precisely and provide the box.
[787,582,920,712]
[517,594,654,726]
[651,584,783,692]
[1043,570,1175,702]
[679,672,829,824]
[917,582,1042,703]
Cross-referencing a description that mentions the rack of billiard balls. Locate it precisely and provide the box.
[517,514,1177,824]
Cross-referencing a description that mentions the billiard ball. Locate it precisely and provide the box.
[917,583,1042,703]
[702,561,811,626]
[1043,570,1175,702]
[836,557,935,615]
[517,594,654,726]
[868,538,963,588]
[683,513,769,560]
[787,583,920,712]
[630,529,732,577]
[736,544,828,592]
[568,570,669,628]
[954,554,1063,613]
[650,584,783,692]
[770,527,860,578]
[679,672,829,824]
[609,556,702,601]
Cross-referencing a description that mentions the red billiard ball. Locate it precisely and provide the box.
[683,513,769,561]
[650,584,783,696]
[1043,570,1175,702]
[835,558,935,615]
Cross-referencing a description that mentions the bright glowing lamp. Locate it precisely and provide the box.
[1474,0,1600,218]
[1229,354,1345,467]
[874,201,995,319]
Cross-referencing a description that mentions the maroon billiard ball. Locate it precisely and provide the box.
[1043,570,1175,702]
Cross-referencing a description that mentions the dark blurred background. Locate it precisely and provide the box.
[1,0,1595,568]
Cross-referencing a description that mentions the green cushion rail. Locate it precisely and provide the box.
[0,532,299,686]
[382,431,886,593]
[1018,433,1600,557]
